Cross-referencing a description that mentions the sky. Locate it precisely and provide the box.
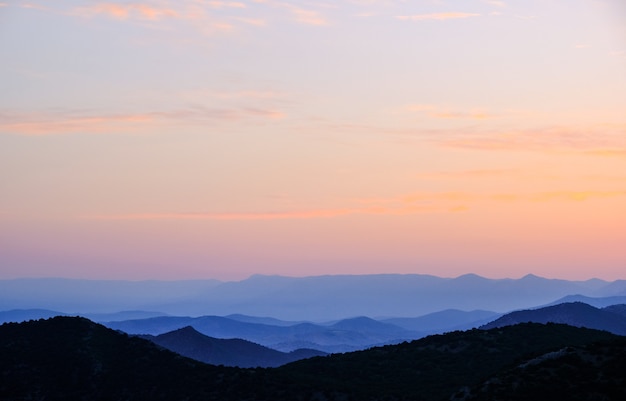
[1,0,625,281]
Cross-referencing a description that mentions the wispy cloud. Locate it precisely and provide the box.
[64,0,261,36]
[585,149,626,158]
[87,209,353,221]
[289,7,327,25]
[404,104,494,120]
[71,3,180,21]
[440,125,626,153]
[490,191,626,203]
[415,169,518,180]
[0,107,285,135]
[84,188,626,222]
[483,0,505,7]
[396,12,480,21]
[252,0,329,26]
[204,1,246,9]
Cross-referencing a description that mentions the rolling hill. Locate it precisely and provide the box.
[142,326,326,367]
[464,337,626,400]
[106,314,419,353]
[481,302,626,335]
[1,316,624,400]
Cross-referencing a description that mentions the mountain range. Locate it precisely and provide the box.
[140,326,326,368]
[106,315,420,353]
[2,274,624,320]
[1,316,623,400]
[482,302,626,335]
[5,299,626,355]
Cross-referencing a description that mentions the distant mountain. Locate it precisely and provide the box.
[481,302,626,335]
[82,310,168,322]
[106,315,419,353]
[142,326,326,367]
[594,279,626,296]
[383,309,500,333]
[1,274,620,320]
[0,277,221,314]
[225,313,305,326]
[1,317,622,401]
[544,294,626,308]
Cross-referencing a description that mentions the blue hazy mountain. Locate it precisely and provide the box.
[141,326,326,367]
[382,309,501,333]
[543,294,626,308]
[1,273,619,321]
[106,315,419,353]
[481,302,626,335]
[224,314,306,326]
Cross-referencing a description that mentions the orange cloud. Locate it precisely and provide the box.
[290,7,328,25]
[483,0,505,7]
[415,169,517,180]
[530,191,626,202]
[405,104,494,120]
[396,12,480,21]
[235,17,267,26]
[586,149,626,158]
[73,3,179,21]
[204,1,246,9]
[0,107,285,136]
[441,126,626,153]
[83,188,626,222]
[251,0,329,26]
[0,113,154,135]
[88,210,353,221]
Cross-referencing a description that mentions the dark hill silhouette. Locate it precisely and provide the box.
[0,308,66,324]
[481,302,626,335]
[0,316,247,400]
[0,308,168,324]
[1,316,623,401]
[271,322,622,401]
[464,337,626,400]
[143,326,326,367]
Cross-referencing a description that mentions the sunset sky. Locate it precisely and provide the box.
[1,0,625,281]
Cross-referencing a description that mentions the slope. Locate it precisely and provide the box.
[1,317,623,401]
[144,326,326,367]
[481,302,626,335]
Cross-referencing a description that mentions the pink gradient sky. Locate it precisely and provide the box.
[1,0,625,281]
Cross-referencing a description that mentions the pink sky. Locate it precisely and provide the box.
[1,0,625,281]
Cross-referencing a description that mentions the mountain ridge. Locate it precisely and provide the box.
[481,302,626,335]
[1,274,618,320]
[1,316,623,400]
[141,325,326,367]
